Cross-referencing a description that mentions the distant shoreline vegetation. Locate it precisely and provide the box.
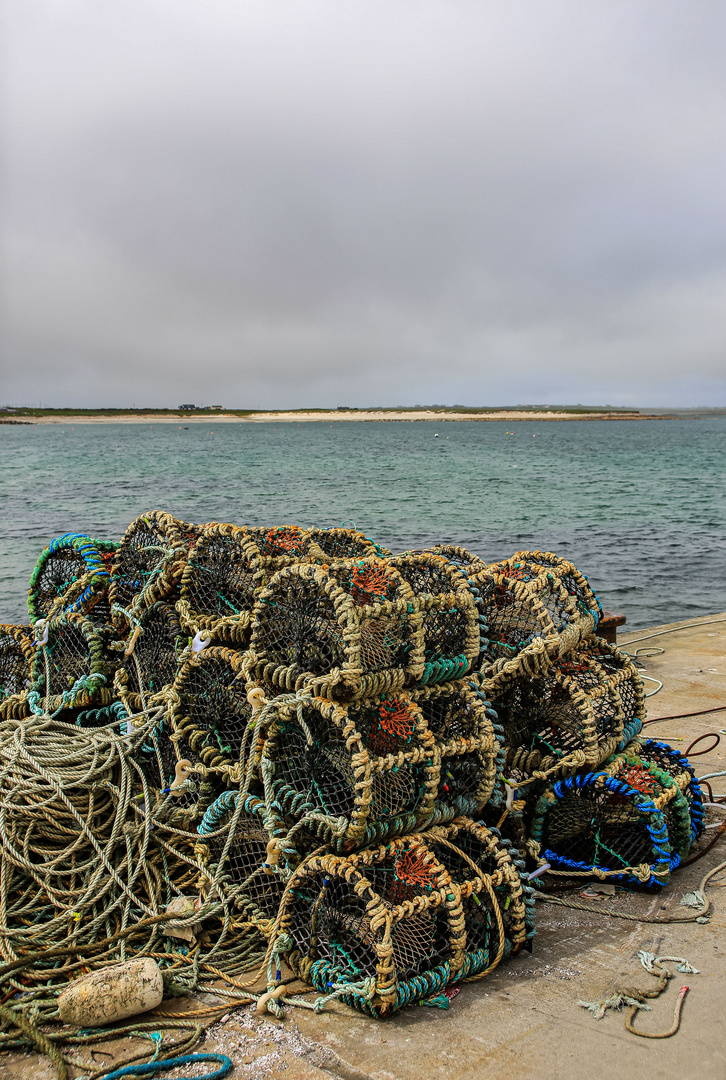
[0,405,722,424]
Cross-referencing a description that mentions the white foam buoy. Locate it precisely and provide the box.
[57,958,164,1027]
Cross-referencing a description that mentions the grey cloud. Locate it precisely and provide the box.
[2,1,725,407]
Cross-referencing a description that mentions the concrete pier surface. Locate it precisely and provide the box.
[4,614,725,1080]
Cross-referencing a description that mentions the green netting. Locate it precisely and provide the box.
[529,739,702,888]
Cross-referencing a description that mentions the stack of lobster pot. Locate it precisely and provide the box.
[468,550,702,889]
[203,542,533,1014]
[3,517,706,1019]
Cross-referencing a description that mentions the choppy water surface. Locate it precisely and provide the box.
[1,417,724,629]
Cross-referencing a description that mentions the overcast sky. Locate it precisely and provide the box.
[2,1,725,409]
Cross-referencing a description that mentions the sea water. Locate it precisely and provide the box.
[1,417,724,630]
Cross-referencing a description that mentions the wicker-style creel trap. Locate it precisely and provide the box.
[0,512,713,1070]
[242,557,426,699]
[473,550,602,686]
[529,737,705,887]
[485,636,645,784]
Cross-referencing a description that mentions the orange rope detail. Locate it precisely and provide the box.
[351,562,392,605]
[264,527,305,555]
[378,700,415,741]
[622,764,659,795]
[394,848,433,888]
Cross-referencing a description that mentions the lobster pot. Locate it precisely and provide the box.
[423,545,486,573]
[109,512,199,621]
[114,602,186,712]
[424,818,532,958]
[472,550,602,684]
[177,523,264,644]
[0,625,34,703]
[279,827,526,1016]
[387,553,484,684]
[260,694,438,849]
[308,527,390,560]
[529,741,702,888]
[197,793,288,937]
[27,534,117,625]
[30,613,116,712]
[485,637,644,780]
[409,682,499,818]
[244,559,425,699]
[169,646,253,778]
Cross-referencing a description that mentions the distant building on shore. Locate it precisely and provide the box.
[178,404,195,410]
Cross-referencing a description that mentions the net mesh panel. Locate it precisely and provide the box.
[308,528,391,560]
[177,524,261,644]
[387,553,481,683]
[30,613,116,711]
[27,535,117,624]
[487,635,644,779]
[170,647,252,776]
[262,695,437,847]
[618,737,705,845]
[410,682,499,817]
[630,738,704,838]
[472,551,601,681]
[0,625,34,702]
[115,602,186,711]
[244,559,424,699]
[109,512,196,616]
[583,637,646,739]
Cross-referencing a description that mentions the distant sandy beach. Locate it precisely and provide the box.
[12,408,661,425]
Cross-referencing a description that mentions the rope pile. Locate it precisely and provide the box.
[0,513,711,1050]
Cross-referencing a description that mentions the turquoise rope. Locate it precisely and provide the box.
[99,1053,232,1080]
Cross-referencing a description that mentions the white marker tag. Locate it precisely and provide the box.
[192,631,211,653]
